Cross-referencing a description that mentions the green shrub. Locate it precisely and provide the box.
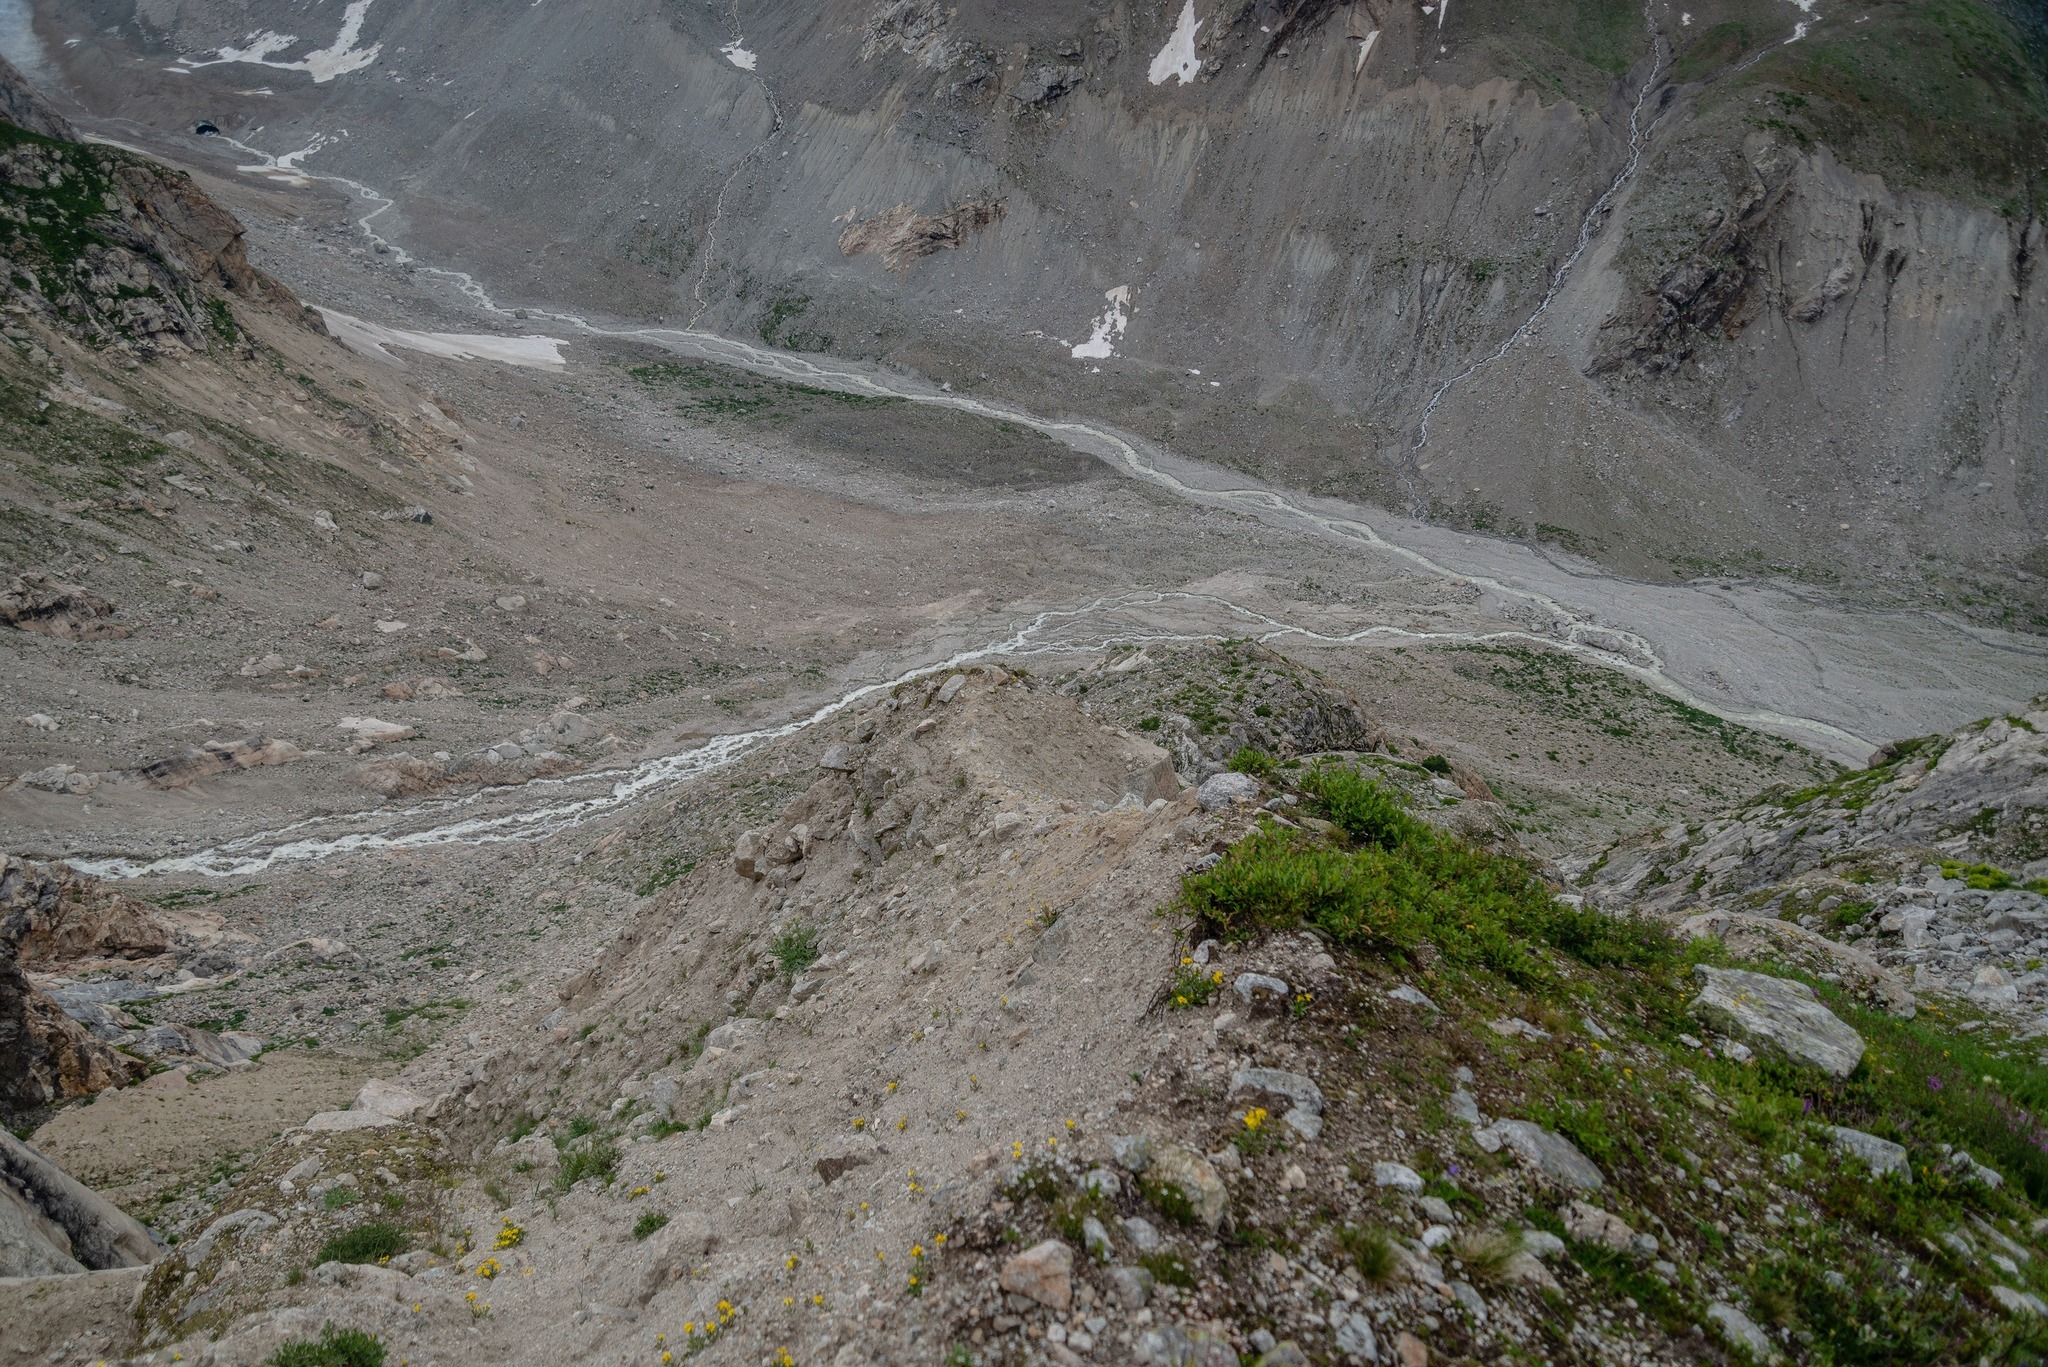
[1298,763,1416,850]
[315,1223,406,1266]
[269,1326,385,1367]
[1226,746,1277,780]
[633,1211,670,1240]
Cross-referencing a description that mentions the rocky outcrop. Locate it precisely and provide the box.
[0,1128,161,1276]
[5,856,174,972]
[0,575,129,641]
[0,857,152,1120]
[1580,698,2048,1025]
[839,200,1005,274]
[0,55,73,140]
[138,736,305,790]
[0,55,311,355]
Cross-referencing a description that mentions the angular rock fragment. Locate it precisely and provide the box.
[1691,966,1865,1078]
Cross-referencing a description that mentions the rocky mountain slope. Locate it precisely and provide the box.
[9,661,2048,1366]
[2,10,2048,1367]
[1580,692,2048,1025]
[36,0,2048,618]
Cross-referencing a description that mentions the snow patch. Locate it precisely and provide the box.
[238,134,338,187]
[1148,1,1201,86]
[1354,29,1379,74]
[1071,286,1131,360]
[318,309,569,369]
[721,41,758,71]
[174,0,383,83]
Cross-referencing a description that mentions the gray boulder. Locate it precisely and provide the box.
[0,1128,160,1276]
[1228,1067,1324,1117]
[1691,966,1865,1078]
[1706,1302,1779,1361]
[1827,1126,1911,1181]
[1196,771,1260,811]
[1473,1119,1605,1190]
[1142,1144,1228,1231]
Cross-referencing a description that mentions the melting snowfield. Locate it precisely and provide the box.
[172,0,383,83]
[720,41,758,71]
[318,309,568,368]
[1148,0,1202,85]
[1071,286,1132,360]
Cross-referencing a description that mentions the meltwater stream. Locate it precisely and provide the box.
[68,127,2043,880]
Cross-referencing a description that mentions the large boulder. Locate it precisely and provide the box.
[1690,966,1866,1079]
[1473,1120,1605,1190]
[1141,1144,1228,1231]
[1,859,149,1118]
[0,1129,160,1276]
[999,1239,1074,1311]
[1196,772,1260,811]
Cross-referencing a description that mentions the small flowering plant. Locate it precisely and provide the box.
[1234,1105,1283,1157]
[493,1219,524,1250]
[906,1241,929,1297]
[1168,959,1225,1010]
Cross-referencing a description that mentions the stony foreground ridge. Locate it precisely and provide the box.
[9,667,2048,1365]
[1580,697,2048,1031]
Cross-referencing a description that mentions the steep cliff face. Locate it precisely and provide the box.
[42,0,2047,612]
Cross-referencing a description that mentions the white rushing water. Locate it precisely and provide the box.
[98,125,2038,881]
[1411,0,1665,458]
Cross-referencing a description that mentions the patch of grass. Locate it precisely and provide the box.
[555,1140,620,1191]
[636,854,697,896]
[633,1211,670,1240]
[1337,1224,1398,1284]
[1744,0,2048,199]
[322,1186,358,1210]
[770,923,821,977]
[1138,1173,1200,1228]
[1942,859,2019,891]
[1180,762,1667,986]
[1138,1250,1195,1287]
[316,1223,407,1266]
[1672,21,1751,82]
[268,1326,385,1367]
